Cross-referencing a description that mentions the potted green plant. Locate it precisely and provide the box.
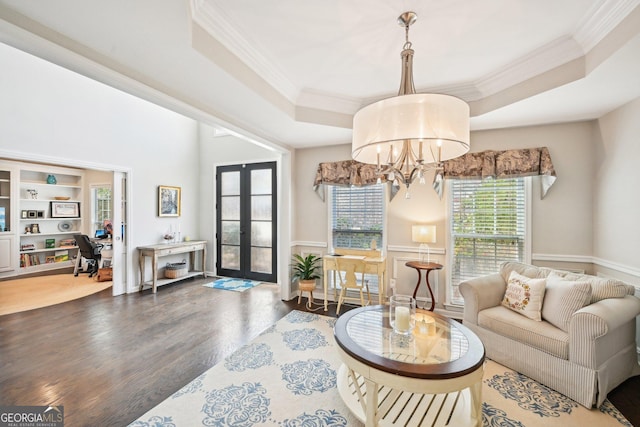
[291,253,322,292]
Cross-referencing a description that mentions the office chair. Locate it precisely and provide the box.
[74,234,103,278]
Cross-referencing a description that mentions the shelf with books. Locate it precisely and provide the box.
[20,247,77,269]
[19,246,79,255]
[20,231,80,237]
[17,165,84,275]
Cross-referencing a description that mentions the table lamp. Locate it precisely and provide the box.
[412,225,436,263]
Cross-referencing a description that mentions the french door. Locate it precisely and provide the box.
[216,162,277,282]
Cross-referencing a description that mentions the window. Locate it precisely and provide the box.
[330,185,385,250]
[329,184,385,294]
[91,185,112,235]
[449,177,528,305]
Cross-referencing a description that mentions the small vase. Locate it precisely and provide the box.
[46,174,57,184]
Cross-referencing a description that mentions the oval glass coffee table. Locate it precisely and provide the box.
[334,305,485,427]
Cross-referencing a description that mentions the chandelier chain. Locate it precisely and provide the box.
[404,24,412,50]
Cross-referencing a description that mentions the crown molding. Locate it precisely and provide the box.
[473,36,584,100]
[574,0,640,53]
[190,0,298,103]
[189,0,639,128]
[297,89,362,115]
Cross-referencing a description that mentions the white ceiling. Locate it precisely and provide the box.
[0,0,639,150]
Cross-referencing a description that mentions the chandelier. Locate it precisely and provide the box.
[351,11,470,198]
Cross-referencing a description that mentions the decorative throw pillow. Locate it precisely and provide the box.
[541,272,592,332]
[501,271,546,321]
[562,273,633,303]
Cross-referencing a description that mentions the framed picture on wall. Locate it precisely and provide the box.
[158,185,181,217]
[50,201,80,218]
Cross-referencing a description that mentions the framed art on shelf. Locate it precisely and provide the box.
[50,201,80,218]
[158,185,181,217]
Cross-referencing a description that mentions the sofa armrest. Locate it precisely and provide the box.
[569,295,640,368]
[459,273,507,325]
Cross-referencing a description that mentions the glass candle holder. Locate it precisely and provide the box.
[389,295,416,335]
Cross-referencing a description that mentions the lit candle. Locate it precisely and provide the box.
[395,306,410,331]
[414,313,436,336]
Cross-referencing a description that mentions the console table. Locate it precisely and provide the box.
[138,240,207,293]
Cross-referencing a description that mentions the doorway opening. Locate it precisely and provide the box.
[216,161,277,283]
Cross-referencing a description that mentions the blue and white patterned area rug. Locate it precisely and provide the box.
[202,278,262,292]
[129,311,631,427]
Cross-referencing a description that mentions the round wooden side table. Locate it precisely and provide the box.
[405,260,443,311]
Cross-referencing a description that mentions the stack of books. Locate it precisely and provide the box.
[58,238,76,248]
[20,253,41,267]
[54,250,69,262]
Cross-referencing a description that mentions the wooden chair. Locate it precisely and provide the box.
[336,257,370,314]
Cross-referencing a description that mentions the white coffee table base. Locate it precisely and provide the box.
[336,362,483,427]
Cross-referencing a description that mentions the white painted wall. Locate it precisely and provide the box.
[2,36,637,305]
[293,121,598,306]
[294,122,595,257]
[293,144,349,245]
[471,122,595,259]
[0,42,200,291]
[593,97,640,350]
[593,97,640,281]
[198,125,293,298]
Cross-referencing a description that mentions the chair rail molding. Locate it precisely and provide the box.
[290,241,326,248]
[533,253,640,279]
[391,255,441,305]
[592,256,640,280]
[387,245,446,255]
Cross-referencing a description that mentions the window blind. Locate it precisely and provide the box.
[330,185,384,250]
[449,178,526,304]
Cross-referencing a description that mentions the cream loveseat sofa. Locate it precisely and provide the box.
[460,261,640,407]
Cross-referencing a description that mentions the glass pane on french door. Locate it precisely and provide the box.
[216,162,276,282]
[219,171,240,271]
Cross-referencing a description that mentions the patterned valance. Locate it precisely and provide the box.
[434,147,557,199]
[314,147,556,201]
[313,160,384,200]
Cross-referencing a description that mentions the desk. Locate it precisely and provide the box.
[405,260,442,311]
[138,241,207,293]
[323,249,386,312]
[334,306,485,426]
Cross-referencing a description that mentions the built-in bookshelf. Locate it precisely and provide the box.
[0,167,14,272]
[18,166,84,273]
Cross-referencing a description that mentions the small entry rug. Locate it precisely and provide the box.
[129,311,631,427]
[202,278,262,292]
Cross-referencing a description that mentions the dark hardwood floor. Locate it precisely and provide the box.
[0,277,638,426]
